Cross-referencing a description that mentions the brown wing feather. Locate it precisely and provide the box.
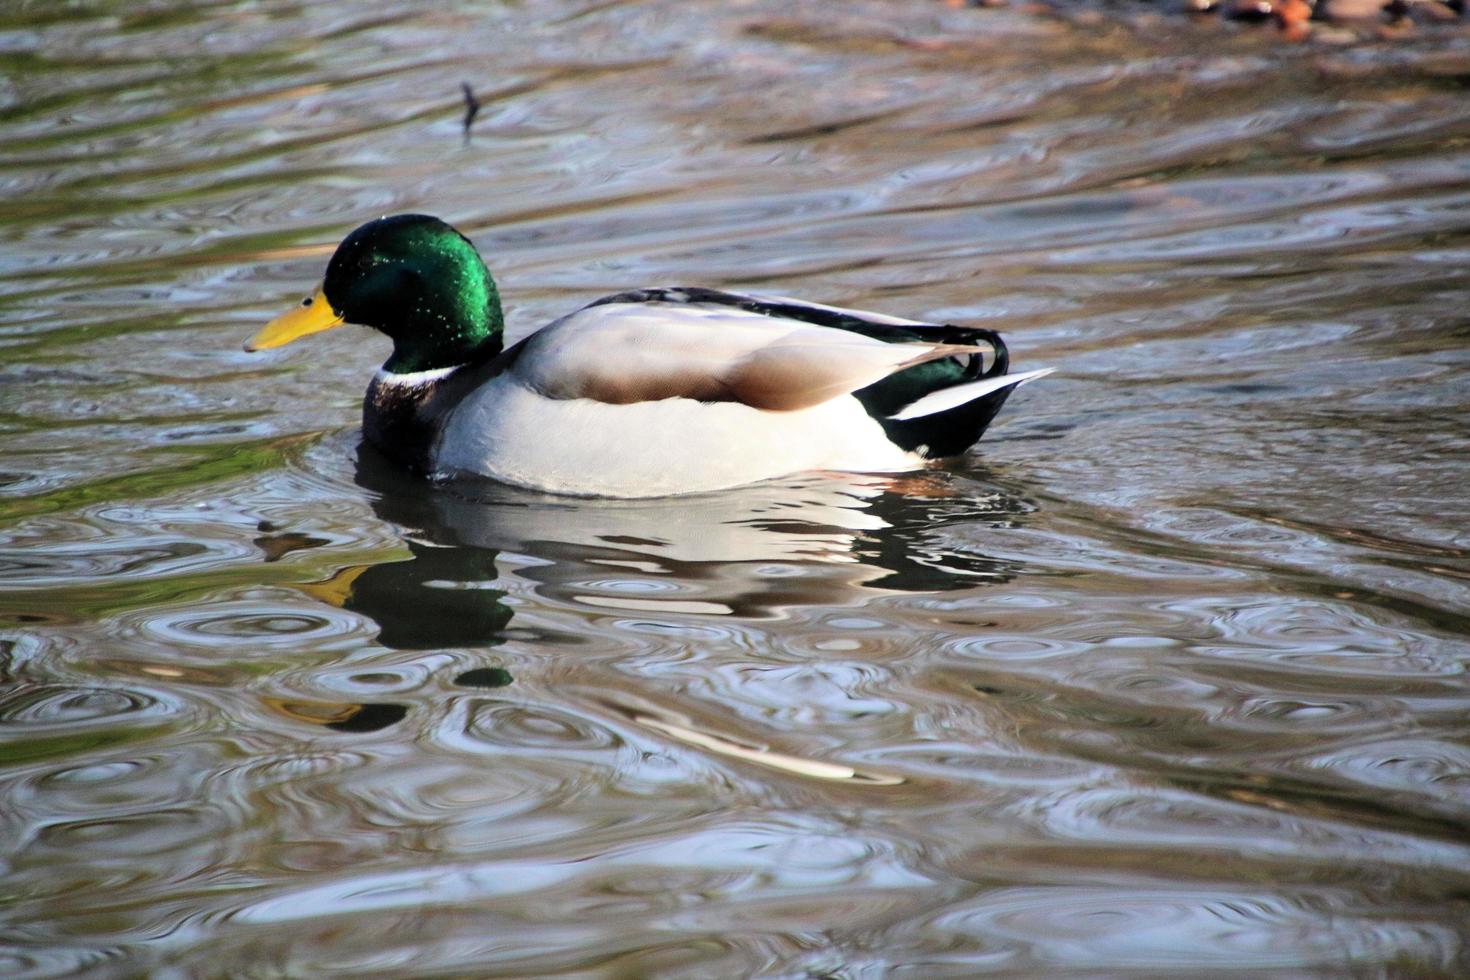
[724,342,981,411]
[513,302,986,411]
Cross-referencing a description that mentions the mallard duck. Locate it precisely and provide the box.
[245,214,1051,497]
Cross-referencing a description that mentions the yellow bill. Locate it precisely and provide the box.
[244,285,345,351]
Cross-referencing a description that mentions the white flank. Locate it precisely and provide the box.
[432,375,921,498]
[888,367,1055,421]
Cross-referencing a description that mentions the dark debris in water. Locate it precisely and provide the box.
[253,532,330,563]
[261,697,409,734]
[944,0,1466,41]
[455,667,514,689]
[461,82,480,143]
[324,703,409,734]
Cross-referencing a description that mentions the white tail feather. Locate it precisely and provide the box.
[887,367,1055,421]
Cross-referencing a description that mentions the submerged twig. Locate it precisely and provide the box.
[461,82,480,143]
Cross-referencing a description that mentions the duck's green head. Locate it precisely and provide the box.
[245,214,504,374]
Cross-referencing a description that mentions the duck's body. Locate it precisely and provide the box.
[388,369,908,497]
[247,217,1049,498]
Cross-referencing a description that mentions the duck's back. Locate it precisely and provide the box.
[422,288,1047,497]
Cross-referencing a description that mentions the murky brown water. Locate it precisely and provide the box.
[3,1,1470,976]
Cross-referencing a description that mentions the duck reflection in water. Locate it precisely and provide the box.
[324,445,1033,635]
[278,450,1034,742]
[303,537,511,651]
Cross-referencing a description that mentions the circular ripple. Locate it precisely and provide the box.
[36,758,148,788]
[13,748,216,835]
[1306,737,1470,797]
[0,945,128,980]
[230,183,405,228]
[36,806,228,860]
[931,886,1461,971]
[463,702,624,752]
[0,684,169,728]
[573,576,685,595]
[1040,786,1305,847]
[190,614,325,637]
[128,599,370,652]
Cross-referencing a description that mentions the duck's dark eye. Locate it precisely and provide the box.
[301,296,314,308]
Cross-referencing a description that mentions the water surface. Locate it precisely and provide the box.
[2,1,1469,975]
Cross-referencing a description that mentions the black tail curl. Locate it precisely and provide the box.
[872,324,1018,459]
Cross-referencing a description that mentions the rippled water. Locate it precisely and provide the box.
[3,1,1470,975]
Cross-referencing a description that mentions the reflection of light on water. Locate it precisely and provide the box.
[632,714,904,786]
[299,563,368,607]
[573,594,734,615]
[611,708,899,787]
[586,558,667,573]
[587,688,906,784]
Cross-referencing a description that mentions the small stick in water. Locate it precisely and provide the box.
[461,82,480,143]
